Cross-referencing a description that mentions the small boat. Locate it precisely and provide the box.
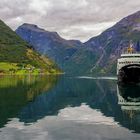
[117,42,140,84]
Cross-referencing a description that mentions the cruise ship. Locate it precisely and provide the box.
[117,43,140,83]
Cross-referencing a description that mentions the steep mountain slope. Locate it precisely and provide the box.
[0,20,60,74]
[16,11,140,75]
[16,24,84,69]
[85,10,140,75]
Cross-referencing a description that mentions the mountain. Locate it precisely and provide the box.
[0,19,60,74]
[16,11,140,75]
[84,11,140,75]
[16,23,84,69]
[65,10,140,75]
[16,23,98,75]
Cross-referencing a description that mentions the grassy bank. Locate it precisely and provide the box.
[0,62,61,75]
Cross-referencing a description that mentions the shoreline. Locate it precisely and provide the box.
[0,72,64,76]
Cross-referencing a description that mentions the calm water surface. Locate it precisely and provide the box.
[0,75,140,140]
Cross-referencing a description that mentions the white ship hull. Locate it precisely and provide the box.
[117,54,140,83]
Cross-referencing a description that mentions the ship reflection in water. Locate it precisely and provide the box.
[117,84,140,132]
[117,84,140,111]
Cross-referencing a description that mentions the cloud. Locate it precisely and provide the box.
[59,21,116,41]
[0,0,140,41]
[29,0,51,15]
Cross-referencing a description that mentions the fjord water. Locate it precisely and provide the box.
[0,76,140,140]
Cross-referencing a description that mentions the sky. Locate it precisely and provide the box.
[0,0,140,42]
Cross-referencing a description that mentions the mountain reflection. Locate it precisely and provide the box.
[18,78,117,123]
[0,76,58,128]
[18,77,140,133]
[0,76,140,133]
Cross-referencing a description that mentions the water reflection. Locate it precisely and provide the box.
[0,76,140,137]
[0,76,58,128]
[117,84,140,110]
[117,84,140,132]
[19,78,118,123]
[117,85,140,103]
[18,77,140,133]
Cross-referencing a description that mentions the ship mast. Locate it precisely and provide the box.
[127,41,134,54]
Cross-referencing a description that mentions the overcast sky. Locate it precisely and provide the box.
[0,0,140,42]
